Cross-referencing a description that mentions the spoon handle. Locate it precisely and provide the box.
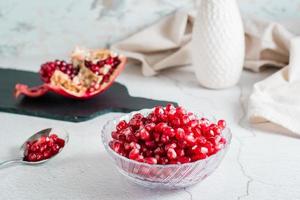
[0,158,23,168]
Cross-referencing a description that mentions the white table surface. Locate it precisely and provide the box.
[1,64,300,200]
[1,0,300,199]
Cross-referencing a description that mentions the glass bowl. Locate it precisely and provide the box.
[101,109,232,189]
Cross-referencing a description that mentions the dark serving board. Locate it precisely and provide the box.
[0,68,177,122]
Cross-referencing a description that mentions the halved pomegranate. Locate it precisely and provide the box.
[15,47,126,99]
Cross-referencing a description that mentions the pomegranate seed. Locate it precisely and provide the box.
[117,120,128,131]
[192,126,202,137]
[139,128,150,141]
[175,148,185,157]
[175,128,185,140]
[154,147,164,155]
[176,106,186,115]
[172,117,181,127]
[129,142,141,150]
[218,120,226,130]
[154,106,164,116]
[144,157,158,164]
[185,134,196,146]
[181,115,190,125]
[155,122,168,132]
[191,153,207,161]
[158,157,169,165]
[153,132,161,142]
[135,155,144,162]
[163,127,175,137]
[160,134,169,144]
[165,103,175,112]
[145,141,156,149]
[165,143,177,151]
[188,120,198,128]
[178,156,191,164]
[129,148,140,160]
[144,123,156,132]
[56,138,65,147]
[167,148,177,160]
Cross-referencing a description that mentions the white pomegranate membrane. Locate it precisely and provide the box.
[15,47,126,99]
[109,104,227,165]
[24,134,65,162]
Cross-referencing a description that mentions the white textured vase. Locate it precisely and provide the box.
[192,0,245,89]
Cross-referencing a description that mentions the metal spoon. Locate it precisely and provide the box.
[0,128,69,168]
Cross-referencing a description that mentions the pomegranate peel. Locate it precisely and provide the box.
[15,47,127,99]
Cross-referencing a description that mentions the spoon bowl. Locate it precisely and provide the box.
[0,128,69,168]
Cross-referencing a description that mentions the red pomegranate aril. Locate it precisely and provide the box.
[117,120,128,131]
[130,142,141,150]
[28,153,37,162]
[158,157,169,165]
[144,157,158,164]
[154,147,164,155]
[165,143,177,151]
[124,143,131,151]
[153,132,161,142]
[111,131,119,140]
[175,128,185,140]
[175,148,185,157]
[144,123,156,132]
[185,134,196,146]
[111,141,123,153]
[163,127,175,137]
[109,105,227,165]
[191,153,207,161]
[147,113,158,123]
[172,117,181,127]
[56,138,65,148]
[178,156,191,164]
[145,141,156,149]
[165,103,175,112]
[160,134,169,144]
[155,122,168,132]
[154,106,164,116]
[188,120,198,128]
[43,150,51,159]
[218,119,226,130]
[144,150,153,157]
[30,143,39,152]
[50,134,58,141]
[181,115,190,125]
[139,128,150,141]
[135,155,144,162]
[196,136,207,145]
[167,148,177,160]
[36,153,43,161]
[192,126,202,137]
[129,148,140,160]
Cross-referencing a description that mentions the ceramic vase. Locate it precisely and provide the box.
[192,0,245,89]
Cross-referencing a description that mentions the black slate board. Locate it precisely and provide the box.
[0,68,177,122]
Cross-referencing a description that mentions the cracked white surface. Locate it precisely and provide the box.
[1,0,300,199]
[1,64,300,200]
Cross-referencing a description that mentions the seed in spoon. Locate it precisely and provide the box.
[24,134,65,162]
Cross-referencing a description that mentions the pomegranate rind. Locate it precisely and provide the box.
[14,84,49,98]
[14,55,127,99]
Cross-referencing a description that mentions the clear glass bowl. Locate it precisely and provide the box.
[101,109,232,189]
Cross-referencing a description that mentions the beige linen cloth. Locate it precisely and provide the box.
[111,11,300,135]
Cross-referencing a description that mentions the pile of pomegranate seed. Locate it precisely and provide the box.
[84,56,121,83]
[40,60,79,83]
[24,134,65,162]
[109,104,227,165]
